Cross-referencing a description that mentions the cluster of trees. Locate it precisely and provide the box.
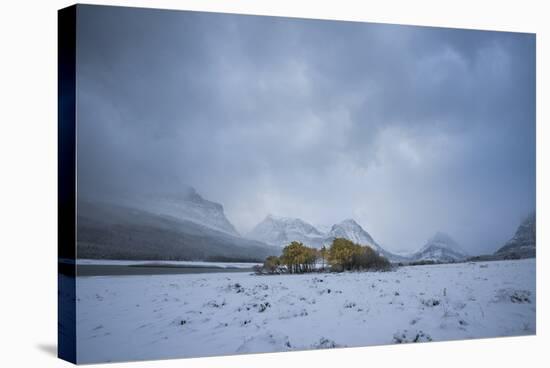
[329,238,391,271]
[281,241,319,273]
[259,238,390,274]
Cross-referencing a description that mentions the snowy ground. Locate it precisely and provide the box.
[75,259,535,364]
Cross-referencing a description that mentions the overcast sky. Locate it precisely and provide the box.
[76,5,535,255]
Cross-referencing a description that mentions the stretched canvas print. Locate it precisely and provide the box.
[58,4,536,364]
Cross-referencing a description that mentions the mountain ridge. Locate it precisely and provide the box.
[247,215,405,262]
[116,187,240,236]
[77,200,278,261]
[495,212,536,259]
[411,232,468,262]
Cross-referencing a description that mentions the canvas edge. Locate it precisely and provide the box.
[58,4,77,365]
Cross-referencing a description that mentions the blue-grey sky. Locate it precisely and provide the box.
[76,5,535,255]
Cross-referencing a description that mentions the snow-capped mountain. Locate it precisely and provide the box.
[246,215,325,248]
[77,200,278,261]
[315,224,333,234]
[323,219,381,251]
[247,216,405,262]
[323,219,407,262]
[495,212,536,259]
[120,187,240,236]
[411,232,468,262]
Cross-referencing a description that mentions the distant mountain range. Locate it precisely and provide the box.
[246,211,537,264]
[246,216,408,262]
[77,186,535,264]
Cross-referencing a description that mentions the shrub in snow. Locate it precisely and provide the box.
[343,301,357,308]
[494,289,531,304]
[312,337,343,349]
[393,329,432,343]
[263,256,281,274]
[258,302,271,312]
[421,298,441,307]
[205,300,226,308]
[227,283,245,293]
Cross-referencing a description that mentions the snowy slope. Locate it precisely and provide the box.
[77,201,278,261]
[412,232,468,262]
[495,212,536,258]
[329,220,411,262]
[127,187,240,236]
[246,215,325,248]
[74,259,536,363]
[323,219,406,262]
[324,219,379,250]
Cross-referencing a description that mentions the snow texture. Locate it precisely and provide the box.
[75,259,535,363]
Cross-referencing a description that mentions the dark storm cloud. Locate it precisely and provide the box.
[76,5,535,255]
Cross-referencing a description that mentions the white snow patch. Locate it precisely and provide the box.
[74,259,536,363]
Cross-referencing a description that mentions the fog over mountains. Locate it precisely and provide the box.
[77,186,535,263]
[77,187,277,262]
[246,215,326,248]
[495,212,536,258]
[119,187,240,236]
[410,232,469,262]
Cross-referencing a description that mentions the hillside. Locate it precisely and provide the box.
[77,201,278,262]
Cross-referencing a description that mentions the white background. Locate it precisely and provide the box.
[0,0,547,367]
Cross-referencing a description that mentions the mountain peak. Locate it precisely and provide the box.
[247,215,324,247]
[326,219,377,250]
[427,231,459,247]
[248,215,404,262]
[341,218,360,226]
[414,232,467,262]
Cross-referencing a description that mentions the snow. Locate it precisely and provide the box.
[324,219,379,250]
[74,259,535,364]
[115,187,240,236]
[246,215,325,247]
[246,216,388,255]
[419,232,465,253]
[412,232,468,262]
[246,216,405,262]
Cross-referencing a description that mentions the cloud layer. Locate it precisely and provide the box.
[76,5,535,254]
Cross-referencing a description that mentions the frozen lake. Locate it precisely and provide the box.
[61,259,262,276]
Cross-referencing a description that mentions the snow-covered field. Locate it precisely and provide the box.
[75,259,535,364]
